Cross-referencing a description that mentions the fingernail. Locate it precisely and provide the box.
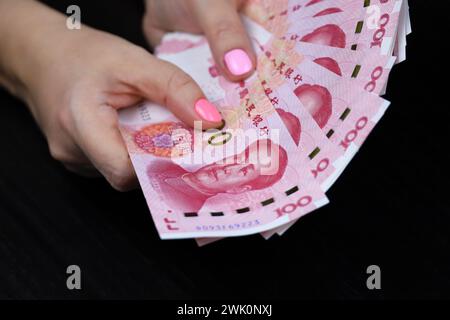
[216,119,226,130]
[203,120,226,132]
[224,49,253,76]
[194,98,222,122]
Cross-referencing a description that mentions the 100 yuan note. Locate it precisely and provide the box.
[286,0,409,64]
[156,24,344,243]
[293,42,396,95]
[119,86,327,239]
[157,21,392,190]
[290,0,410,64]
[257,38,390,181]
[244,0,403,56]
[249,30,391,237]
[119,43,328,239]
[156,31,332,242]
[157,20,396,96]
[156,18,390,241]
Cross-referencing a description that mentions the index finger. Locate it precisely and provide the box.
[190,0,256,82]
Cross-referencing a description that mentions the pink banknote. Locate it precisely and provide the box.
[252,35,390,237]
[119,88,328,239]
[257,71,344,239]
[157,28,344,243]
[244,0,403,56]
[256,55,390,238]
[158,20,396,96]
[156,19,391,241]
[120,40,329,239]
[157,23,336,176]
[286,0,409,64]
[258,38,390,170]
[158,32,384,191]
[155,33,208,56]
[157,32,341,242]
[157,28,392,191]
[394,0,411,63]
[244,20,394,176]
[293,42,396,95]
[245,15,397,95]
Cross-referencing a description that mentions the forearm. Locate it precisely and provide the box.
[0,0,66,101]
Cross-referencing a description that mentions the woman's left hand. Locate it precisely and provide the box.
[143,0,256,82]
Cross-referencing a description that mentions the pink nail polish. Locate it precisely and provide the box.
[194,98,222,122]
[224,49,253,76]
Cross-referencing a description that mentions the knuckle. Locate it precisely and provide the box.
[235,0,247,9]
[211,19,240,39]
[165,66,194,94]
[48,142,69,163]
[106,160,135,192]
[56,107,72,133]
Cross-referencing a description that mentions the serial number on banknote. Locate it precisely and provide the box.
[195,220,261,232]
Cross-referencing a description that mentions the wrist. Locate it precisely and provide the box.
[0,1,70,105]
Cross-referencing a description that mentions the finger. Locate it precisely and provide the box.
[71,102,138,191]
[144,0,177,32]
[144,25,166,48]
[47,126,98,171]
[142,16,167,47]
[143,0,202,40]
[190,0,256,81]
[129,54,224,130]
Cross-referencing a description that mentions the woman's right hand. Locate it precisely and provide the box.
[0,0,223,191]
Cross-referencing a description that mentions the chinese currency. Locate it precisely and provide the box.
[118,0,411,244]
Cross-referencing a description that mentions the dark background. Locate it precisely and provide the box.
[0,1,448,299]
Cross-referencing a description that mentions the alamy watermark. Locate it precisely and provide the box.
[66,265,81,290]
[66,5,81,30]
[366,265,381,290]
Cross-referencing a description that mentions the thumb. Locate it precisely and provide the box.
[130,54,224,130]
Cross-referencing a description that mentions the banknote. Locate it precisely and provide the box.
[257,40,390,169]
[257,70,344,239]
[120,35,329,239]
[126,1,407,243]
[255,54,390,238]
[158,19,396,96]
[405,0,411,35]
[293,42,396,95]
[156,17,391,241]
[248,26,391,237]
[246,16,397,95]
[157,25,344,242]
[159,33,344,192]
[288,0,410,63]
[157,28,338,242]
[155,33,208,56]
[394,0,411,63]
[119,83,328,239]
[244,0,403,56]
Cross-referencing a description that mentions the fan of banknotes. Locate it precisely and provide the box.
[118,0,411,245]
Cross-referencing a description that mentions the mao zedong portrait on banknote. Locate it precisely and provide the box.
[145,138,287,214]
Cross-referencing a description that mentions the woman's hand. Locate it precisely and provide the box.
[143,0,256,82]
[0,0,223,191]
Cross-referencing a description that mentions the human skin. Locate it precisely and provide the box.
[143,0,256,81]
[0,0,255,191]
